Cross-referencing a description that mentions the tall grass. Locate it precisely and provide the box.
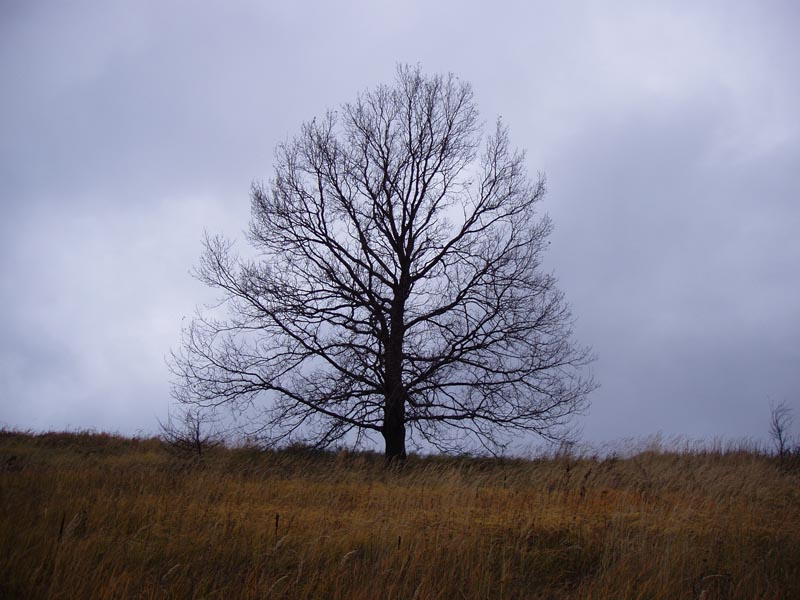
[1,429,798,598]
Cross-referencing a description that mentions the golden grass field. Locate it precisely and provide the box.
[1,430,798,599]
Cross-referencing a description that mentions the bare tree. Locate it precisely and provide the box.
[769,400,793,463]
[171,66,595,462]
[159,406,221,458]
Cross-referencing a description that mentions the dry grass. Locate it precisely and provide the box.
[1,430,798,599]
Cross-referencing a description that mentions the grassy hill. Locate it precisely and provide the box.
[1,430,798,598]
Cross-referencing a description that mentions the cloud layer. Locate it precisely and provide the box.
[2,1,798,445]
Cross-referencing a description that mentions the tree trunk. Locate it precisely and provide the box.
[383,323,407,463]
[382,397,407,464]
[383,277,409,464]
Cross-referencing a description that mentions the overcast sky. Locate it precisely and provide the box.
[2,1,798,449]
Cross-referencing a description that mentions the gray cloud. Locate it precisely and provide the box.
[1,1,798,446]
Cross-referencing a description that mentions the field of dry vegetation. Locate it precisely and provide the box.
[1,430,798,599]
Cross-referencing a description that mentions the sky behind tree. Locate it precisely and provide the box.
[2,0,798,449]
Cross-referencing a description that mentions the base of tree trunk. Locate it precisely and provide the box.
[382,426,407,466]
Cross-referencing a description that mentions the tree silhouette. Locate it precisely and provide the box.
[171,66,595,461]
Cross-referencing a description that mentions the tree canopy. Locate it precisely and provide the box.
[171,66,595,460]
